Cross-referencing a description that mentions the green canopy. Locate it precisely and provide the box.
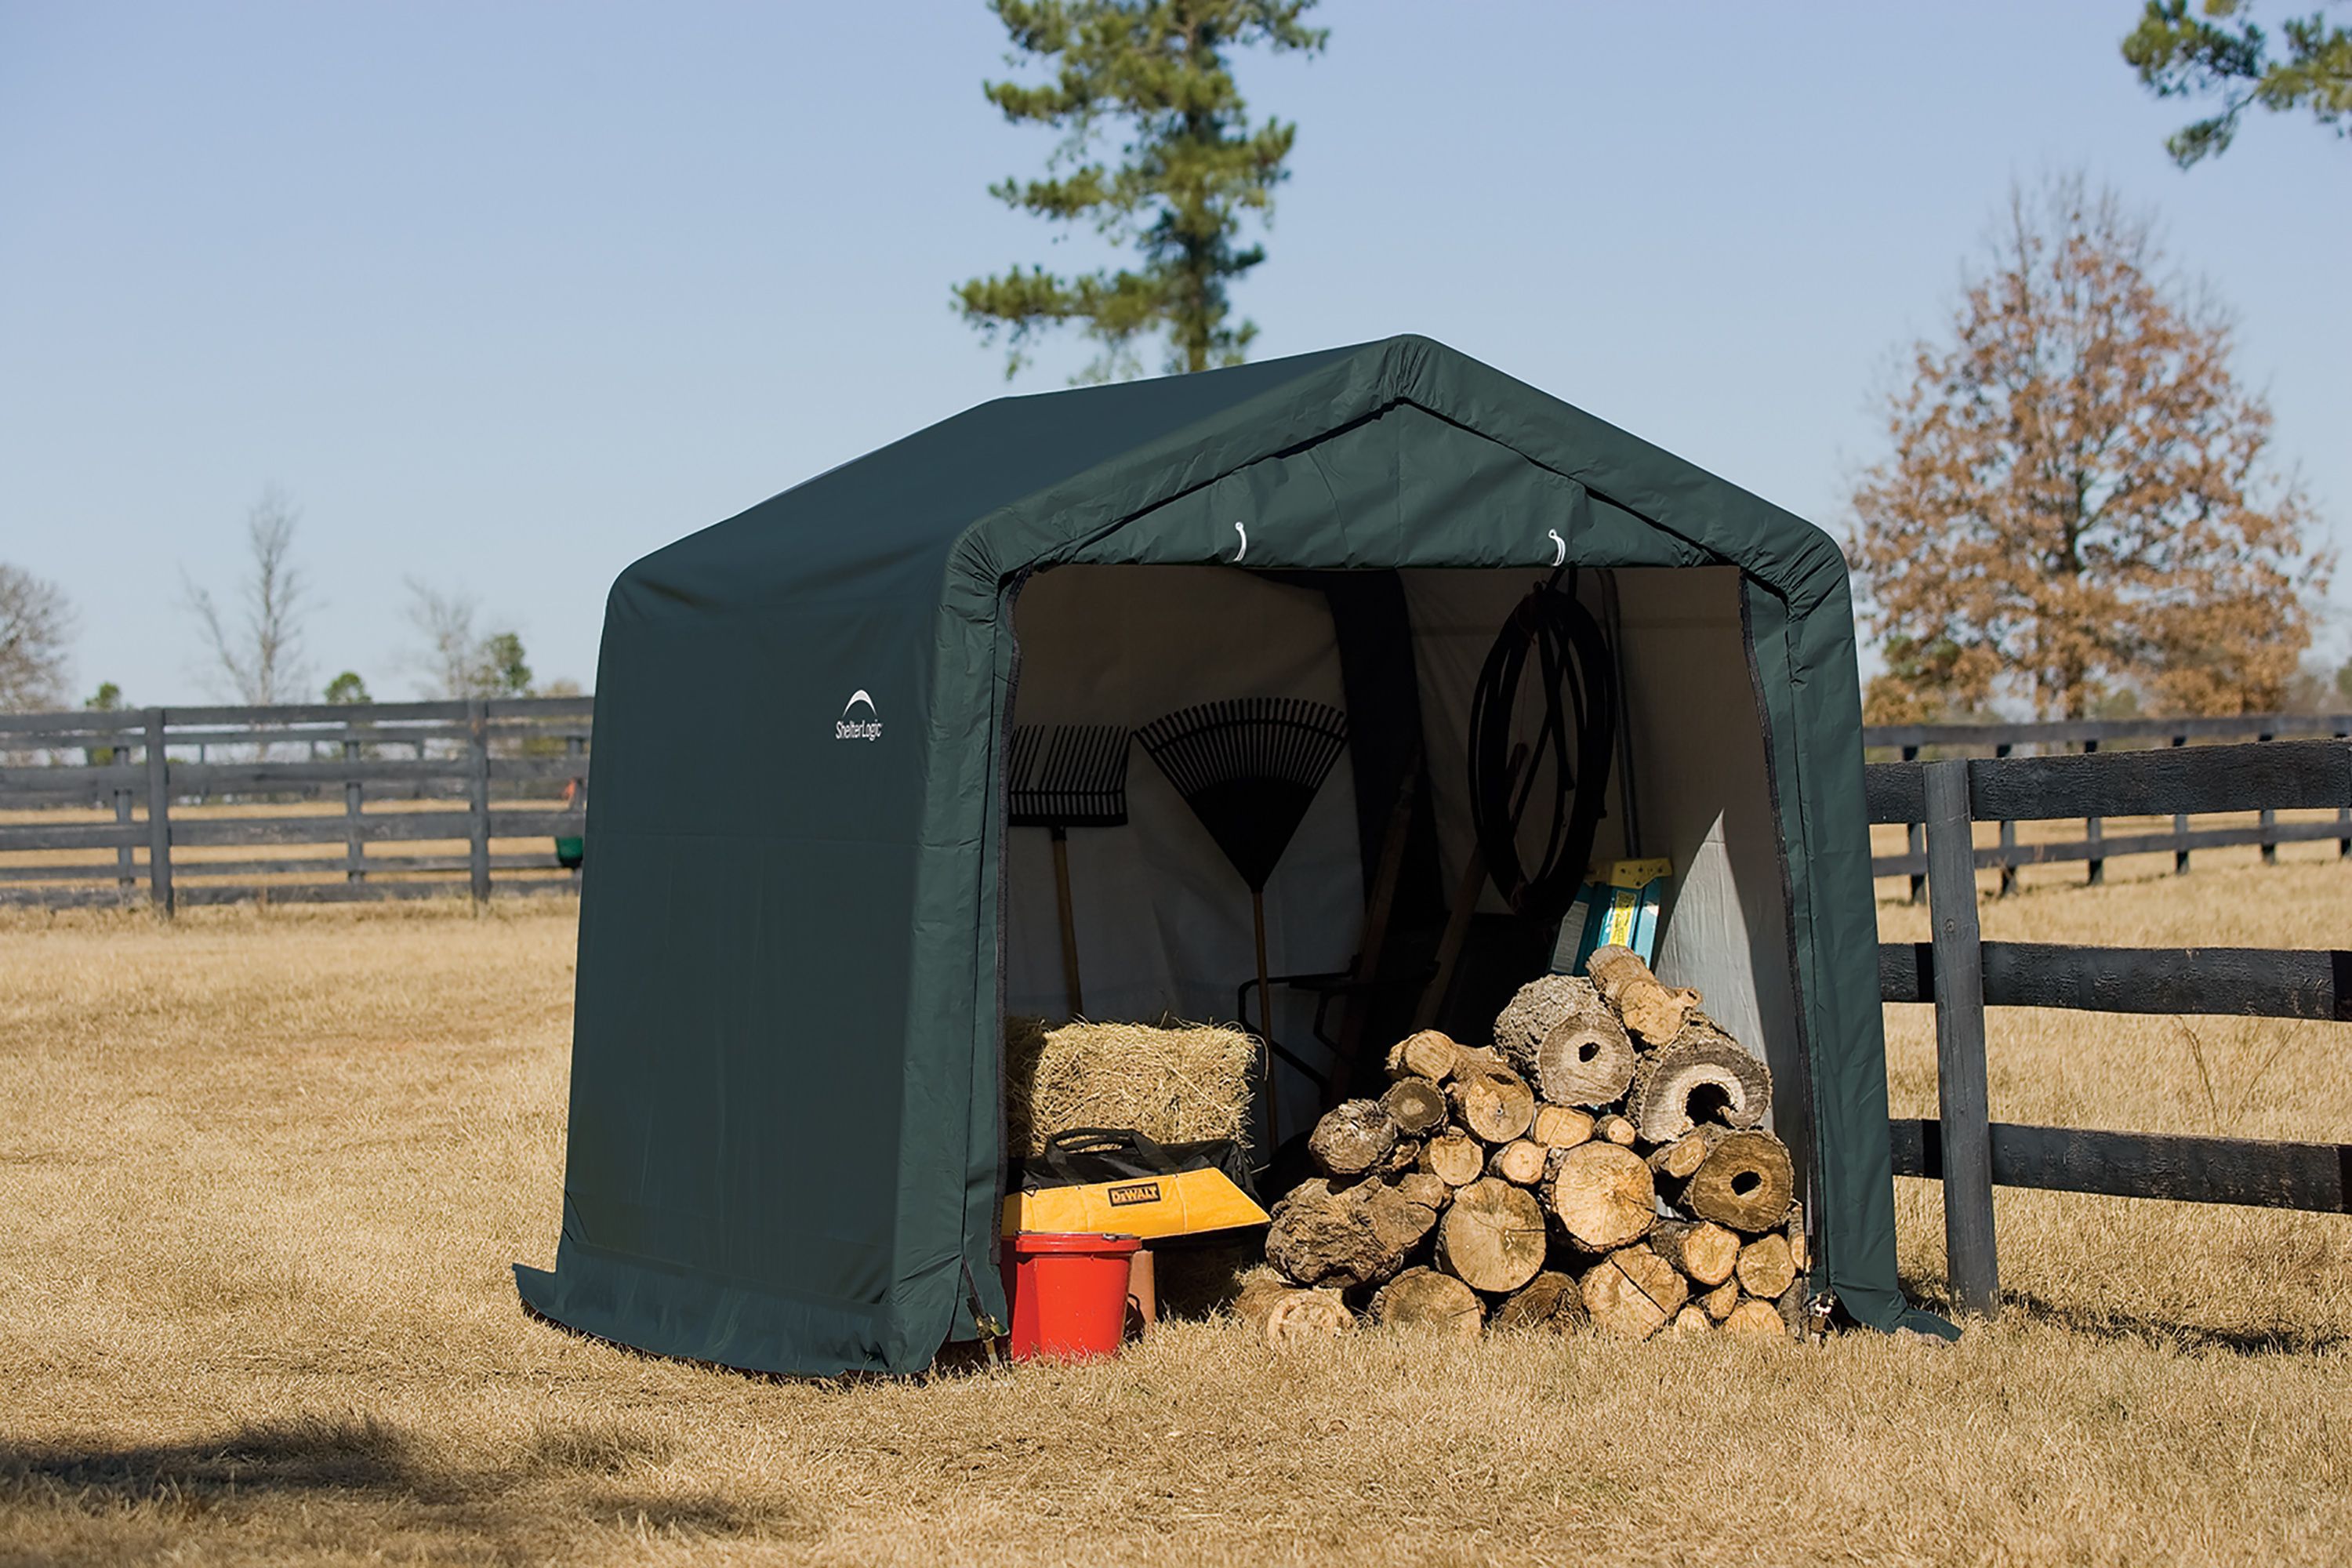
[516,335,1945,1374]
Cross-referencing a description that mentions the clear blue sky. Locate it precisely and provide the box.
[4,2,2345,702]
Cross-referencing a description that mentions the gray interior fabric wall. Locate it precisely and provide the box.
[1007,562,1798,1162]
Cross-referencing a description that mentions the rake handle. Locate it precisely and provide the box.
[1050,827,1083,1018]
[1253,888,1278,1146]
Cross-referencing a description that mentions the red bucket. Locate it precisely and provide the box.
[999,1232,1142,1361]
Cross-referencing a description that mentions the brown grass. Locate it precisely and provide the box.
[2,877,2348,1566]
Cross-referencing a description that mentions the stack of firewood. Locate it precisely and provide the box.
[1242,946,1809,1344]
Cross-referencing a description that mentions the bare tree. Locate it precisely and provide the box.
[0,562,74,711]
[402,579,535,700]
[183,486,313,706]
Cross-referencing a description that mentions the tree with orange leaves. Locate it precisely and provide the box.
[1847,172,2328,722]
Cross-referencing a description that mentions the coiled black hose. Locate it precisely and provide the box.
[1465,575,1617,924]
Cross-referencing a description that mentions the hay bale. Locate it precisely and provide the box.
[1002,1015,1256,1157]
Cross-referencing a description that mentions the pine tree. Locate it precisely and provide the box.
[956,0,1327,380]
[2124,2,2350,167]
[1849,173,2329,721]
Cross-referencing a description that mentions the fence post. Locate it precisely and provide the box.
[1994,742,2016,898]
[113,788,134,891]
[467,700,491,905]
[2258,731,2277,864]
[2082,736,2103,886]
[1924,758,1998,1319]
[143,708,173,917]
[2172,735,2191,874]
[344,735,365,884]
[2336,724,2349,861]
[1903,743,1926,905]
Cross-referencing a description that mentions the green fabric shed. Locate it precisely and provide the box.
[515,334,1944,1374]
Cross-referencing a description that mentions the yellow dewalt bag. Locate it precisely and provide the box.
[1000,1127,1269,1240]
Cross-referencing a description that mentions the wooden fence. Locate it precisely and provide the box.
[1867,738,2352,1317]
[1864,713,2352,898]
[0,699,592,911]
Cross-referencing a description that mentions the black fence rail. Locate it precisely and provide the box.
[1864,713,2352,898]
[1867,738,2352,1316]
[0,699,592,912]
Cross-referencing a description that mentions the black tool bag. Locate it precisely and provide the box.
[1010,1127,1260,1200]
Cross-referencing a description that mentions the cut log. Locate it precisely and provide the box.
[1363,1181,1440,1261]
[1308,1098,1399,1178]
[1450,1069,1536,1144]
[1493,975,1636,1106]
[1586,944,1700,1045]
[1380,1077,1450,1137]
[1673,1129,1796,1234]
[1735,1232,1796,1301]
[1419,1131,1486,1188]
[1371,1267,1483,1338]
[1786,1205,1809,1272]
[1581,1246,1688,1340]
[1530,1103,1595,1149]
[1623,1015,1772,1144]
[1721,1299,1788,1340]
[1487,1138,1548,1186]
[1546,1142,1657,1251]
[1667,1305,1715,1335]
[1435,1178,1548,1294]
[1490,1269,1586,1333]
[1700,1279,1740,1322]
[1595,1114,1638,1147]
[1651,1218,1740,1287]
[1647,1130,1711,1181]
[1377,1137,1421,1177]
[1233,1270,1353,1348]
[1394,1171,1449,1210]
[1385,1029,1465,1083]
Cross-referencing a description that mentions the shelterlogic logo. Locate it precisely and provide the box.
[835,690,883,741]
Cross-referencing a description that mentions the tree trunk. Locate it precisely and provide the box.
[1385,1029,1465,1083]
[1586,944,1700,1044]
[1721,1298,1789,1340]
[1670,1128,1795,1233]
[1545,1142,1657,1251]
[1651,1218,1740,1287]
[1486,1138,1548,1185]
[1493,975,1635,1106]
[1435,1178,1548,1294]
[1581,1246,1688,1340]
[1450,1068,1536,1144]
[1623,1014,1772,1144]
[1308,1098,1399,1178]
[1530,1103,1595,1149]
[1490,1269,1586,1333]
[1418,1131,1486,1188]
[1370,1266,1483,1337]
[1380,1076,1449,1137]
[1736,1232,1797,1301]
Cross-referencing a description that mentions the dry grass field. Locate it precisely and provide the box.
[2,851,2347,1566]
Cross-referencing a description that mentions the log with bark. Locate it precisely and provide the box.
[1450,1067,1537,1145]
[1530,1103,1595,1149]
[1492,975,1636,1107]
[1667,1305,1715,1335]
[1650,1218,1740,1288]
[1263,1177,1436,1289]
[1371,1267,1484,1337]
[1581,1245,1690,1340]
[1486,1138,1548,1185]
[1490,1269,1586,1333]
[1646,1129,1711,1181]
[1546,1141,1657,1251]
[1670,1128,1795,1234]
[1385,1029,1465,1083]
[1233,1269,1354,1348]
[1736,1232,1797,1301]
[1585,945,1700,1045]
[1720,1298,1789,1339]
[1623,1014,1772,1144]
[1379,1076,1450,1137]
[1699,1279,1741,1322]
[1436,1178,1548,1294]
[1308,1098,1399,1178]
[1418,1131,1486,1188]
[1595,1113,1638,1146]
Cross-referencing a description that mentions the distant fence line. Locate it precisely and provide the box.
[2,702,2348,911]
[0,699,591,912]
[1863,712,2352,897]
